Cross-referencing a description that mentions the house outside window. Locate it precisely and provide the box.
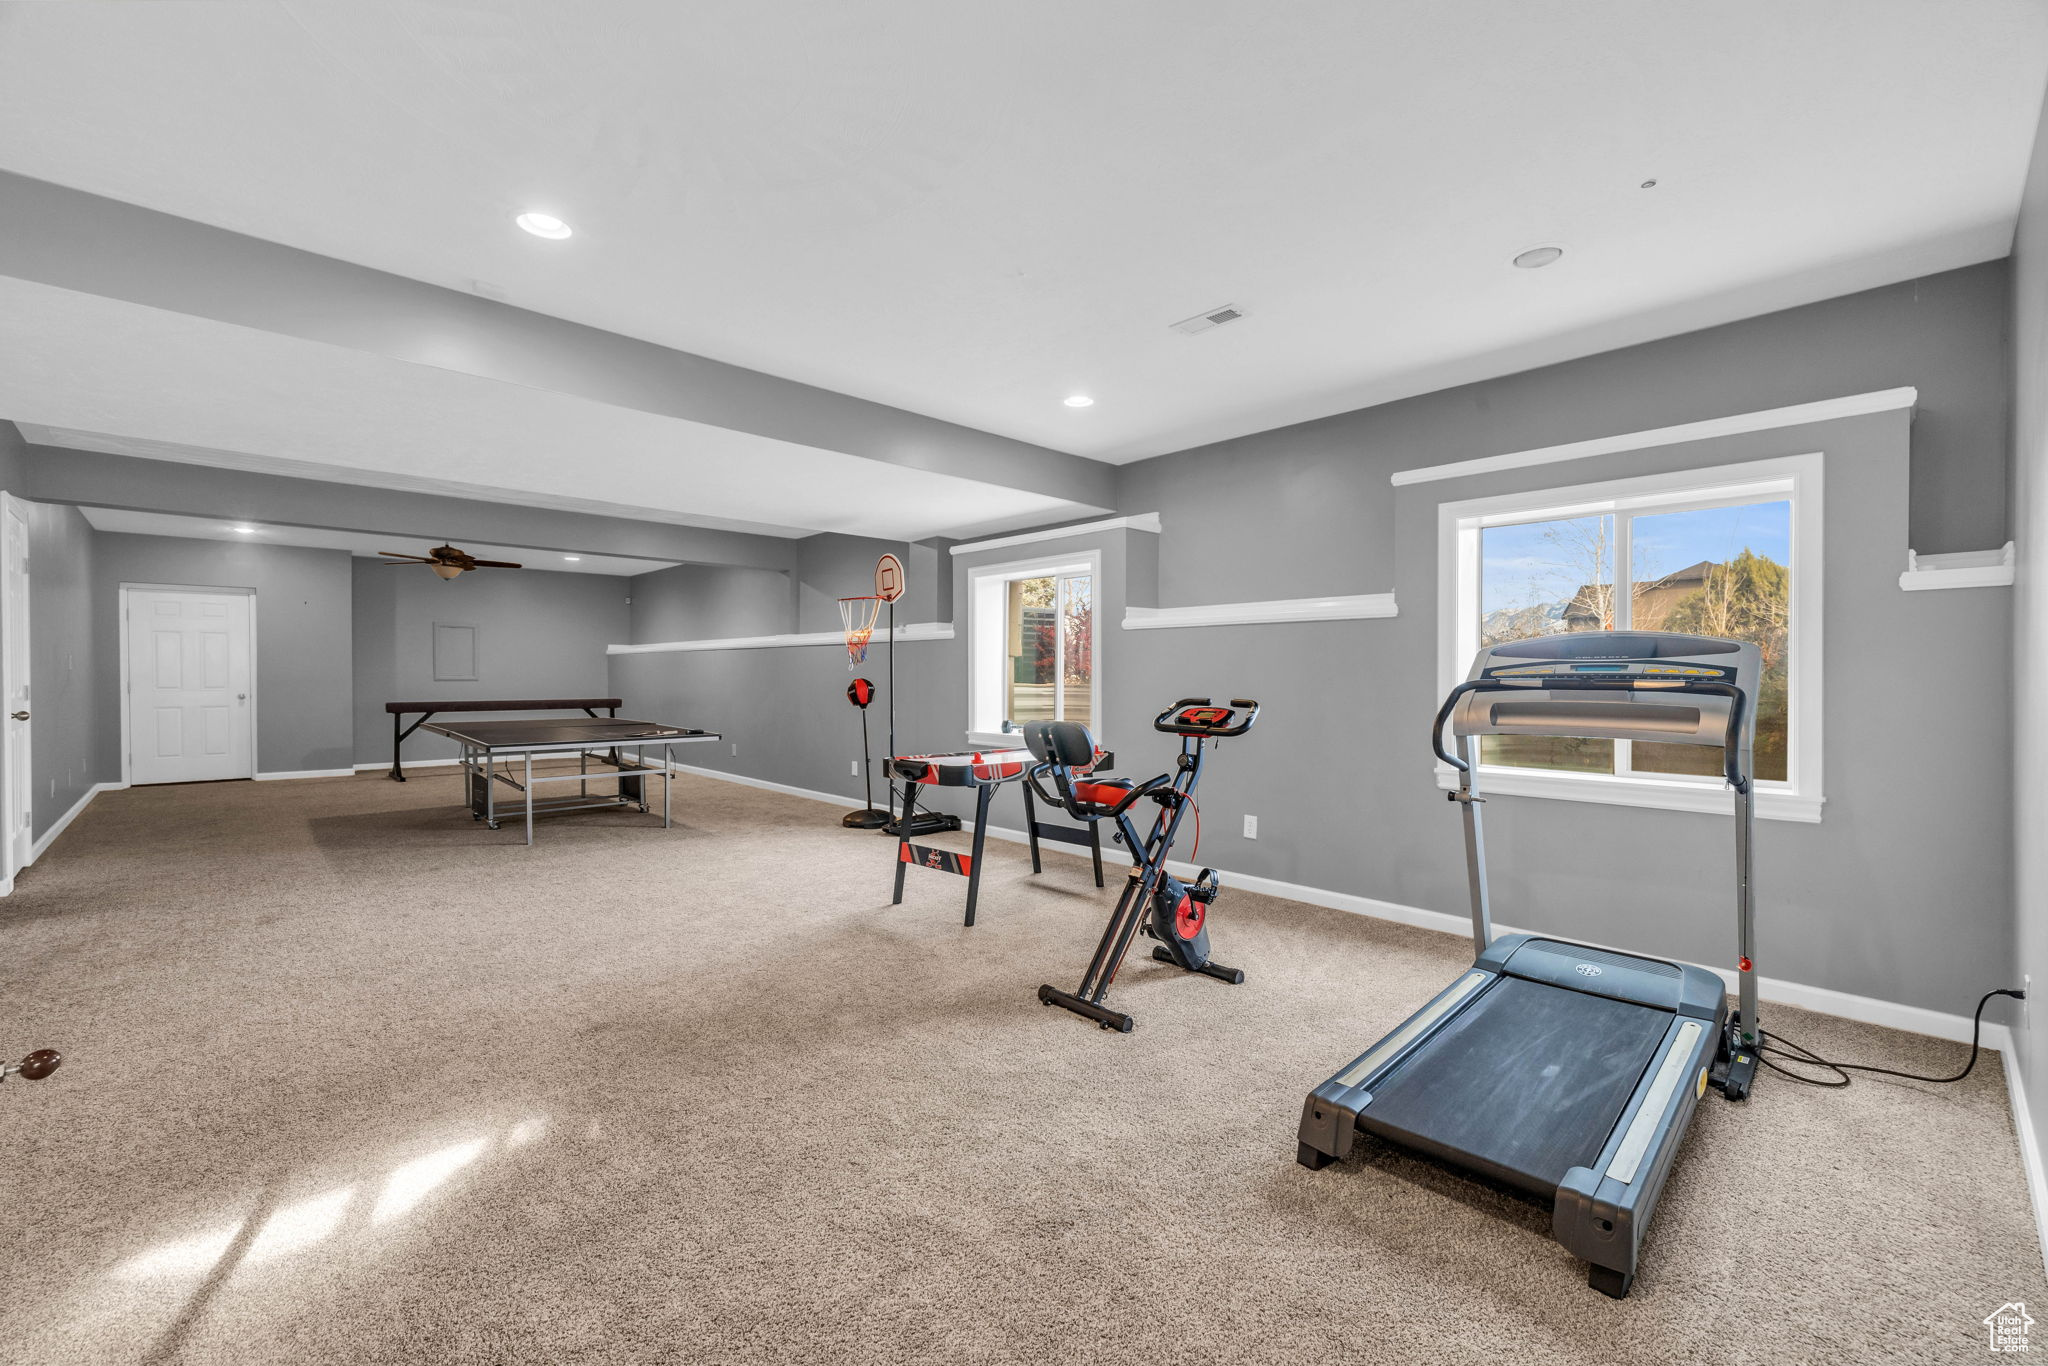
[1438,454,1822,820]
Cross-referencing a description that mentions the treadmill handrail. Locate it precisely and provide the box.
[1431,676,1750,791]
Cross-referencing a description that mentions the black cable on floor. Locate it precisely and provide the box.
[1757,988,2023,1087]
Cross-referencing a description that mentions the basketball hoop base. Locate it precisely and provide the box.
[841,806,891,829]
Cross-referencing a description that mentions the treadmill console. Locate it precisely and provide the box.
[1483,661,1737,682]
[1448,630,1759,752]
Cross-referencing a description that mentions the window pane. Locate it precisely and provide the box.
[1059,575,1093,728]
[1005,576,1057,726]
[1476,516,1617,774]
[1628,501,1791,783]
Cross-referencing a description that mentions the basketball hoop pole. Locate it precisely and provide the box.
[861,704,875,812]
[886,593,897,824]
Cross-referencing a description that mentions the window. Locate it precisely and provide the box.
[1438,454,1822,821]
[967,554,1099,744]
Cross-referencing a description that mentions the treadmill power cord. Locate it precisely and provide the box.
[1756,988,2023,1088]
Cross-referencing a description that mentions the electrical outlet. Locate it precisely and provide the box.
[851,760,860,776]
[1243,814,1258,839]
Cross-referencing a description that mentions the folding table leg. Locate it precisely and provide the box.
[891,782,919,905]
[962,784,992,927]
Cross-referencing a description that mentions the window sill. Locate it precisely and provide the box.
[1433,765,1822,823]
[966,730,1108,755]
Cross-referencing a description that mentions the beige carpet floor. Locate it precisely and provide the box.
[0,767,2039,1365]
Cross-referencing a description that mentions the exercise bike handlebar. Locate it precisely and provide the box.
[1431,677,1750,790]
[1154,697,1260,738]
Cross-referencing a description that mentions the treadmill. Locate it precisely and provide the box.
[1297,630,1762,1298]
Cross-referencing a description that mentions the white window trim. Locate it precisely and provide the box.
[1435,453,1824,823]
[965,551,1102,750]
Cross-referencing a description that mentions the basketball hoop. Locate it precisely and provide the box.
[839,595,883,668]
[875,553,904,603]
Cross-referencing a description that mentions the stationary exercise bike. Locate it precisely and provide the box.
[1024,698,1259,1032]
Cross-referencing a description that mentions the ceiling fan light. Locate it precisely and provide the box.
[431,563,464,580]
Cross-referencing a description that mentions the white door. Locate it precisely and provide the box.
[125,590,254,785]
[2,496,30,873]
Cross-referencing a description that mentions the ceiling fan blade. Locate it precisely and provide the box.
[470,559,523,569]
[378,552,433,562]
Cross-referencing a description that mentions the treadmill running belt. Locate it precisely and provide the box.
[1357,977,1672,1196]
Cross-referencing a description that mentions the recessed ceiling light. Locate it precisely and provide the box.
[1512,246,1565,269]
[1063,395,1095,408]
[1640,179,1658,189]
[231,525,257,534]
[563,556,582,562]
[515,212,573,240]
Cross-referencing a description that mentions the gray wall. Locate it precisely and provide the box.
[615,266,2018,1021]
[2010,88,2048,1175]
[630,564,796,645]
[1119,262,2012,589]
[1118,410,2007,1016]
[92,533,355,775]
[0,433,110,841]
[0,421,26,492]
[27,501,105,836]
[612,530,970,799]
[354,560,630,767]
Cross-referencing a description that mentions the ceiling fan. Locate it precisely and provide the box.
[377,544,524,580]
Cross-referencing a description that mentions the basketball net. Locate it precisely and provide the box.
[839,595,883,668]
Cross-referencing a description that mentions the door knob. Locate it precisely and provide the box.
[8,711,25,721]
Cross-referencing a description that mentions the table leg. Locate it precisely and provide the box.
[963,784,992,928]
[390,711,405,781]
[663,743,672,828]
[891,781,919,906]
[525,751,534,846]
[485,750,497,829]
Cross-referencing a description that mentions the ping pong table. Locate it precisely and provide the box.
[420,716,721,845]
[385,697,623,781]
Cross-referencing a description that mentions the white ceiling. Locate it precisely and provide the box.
[0,0,2044,472]
[0,277,1084,542]
[75,506,679,578]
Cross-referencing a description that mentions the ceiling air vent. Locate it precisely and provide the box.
[1170,303,1247,336]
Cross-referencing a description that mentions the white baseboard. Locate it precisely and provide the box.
[20,780,127,874]
[972,819,2006,1047]
[2002,1045,2048,1281]
[662,762,860,811]
[256,768,355,782]
[351,759,464,774]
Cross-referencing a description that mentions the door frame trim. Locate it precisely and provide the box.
[118,583,259,787]
[1,494,29,882]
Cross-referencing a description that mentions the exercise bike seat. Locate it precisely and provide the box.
[1023,721,1155,820]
